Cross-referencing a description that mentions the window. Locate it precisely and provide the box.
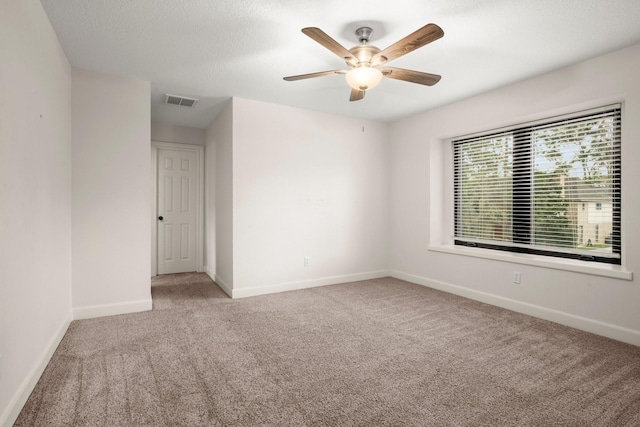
[453,105,621,265]
[579,225,584,244]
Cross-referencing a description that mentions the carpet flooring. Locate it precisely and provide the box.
[15,273,640,426]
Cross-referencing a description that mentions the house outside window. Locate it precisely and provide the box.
[452,105,621,264]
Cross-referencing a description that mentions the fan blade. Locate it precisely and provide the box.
[283,70,347,81]
[372,24,444,65]
[382,67,441,86]
[302,27,358,65]
[349,89,365,102]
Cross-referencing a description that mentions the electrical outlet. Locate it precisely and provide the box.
[304,257,310,267]
[513,272,521,284]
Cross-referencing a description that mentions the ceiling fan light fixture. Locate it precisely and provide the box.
[345,66,383,91]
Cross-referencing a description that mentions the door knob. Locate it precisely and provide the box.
[158,216,164,221]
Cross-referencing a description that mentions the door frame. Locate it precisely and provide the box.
[151,141,205,276]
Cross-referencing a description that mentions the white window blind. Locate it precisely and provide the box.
[452,105,621,264]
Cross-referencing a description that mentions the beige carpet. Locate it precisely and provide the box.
[15,273,640,426]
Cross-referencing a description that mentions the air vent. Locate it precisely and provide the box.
[165,94,198,107]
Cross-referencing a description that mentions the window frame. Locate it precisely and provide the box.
[451,104,622,265]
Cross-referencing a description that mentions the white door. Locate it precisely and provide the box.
[157,148,198,274]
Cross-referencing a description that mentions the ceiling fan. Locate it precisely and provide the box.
[283,24,444,101]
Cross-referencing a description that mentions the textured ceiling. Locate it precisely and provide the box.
[41,0,640,129]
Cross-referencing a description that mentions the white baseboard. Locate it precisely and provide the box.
[73,299,152,320]
[232,270,390,299]
[206,269,233,298]
[1,315,71,427]
[390,269,640,347]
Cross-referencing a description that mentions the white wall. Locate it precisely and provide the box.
[389,43,640,345]
[203,129,215,277]
[231,98,389,297]
[206,100,234,292]
[0,0,72,424]
[151,122,206,146]
[71,68,152,318]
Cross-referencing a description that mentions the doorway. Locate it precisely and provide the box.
[151,141,204,276]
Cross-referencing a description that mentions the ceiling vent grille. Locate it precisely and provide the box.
[165,94,198,107]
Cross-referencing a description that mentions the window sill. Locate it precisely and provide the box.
[428,244,633,281]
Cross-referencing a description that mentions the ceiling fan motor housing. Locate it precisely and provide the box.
[348,45,381,66]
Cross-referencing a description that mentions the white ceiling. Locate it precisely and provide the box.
[41,0,640,129]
